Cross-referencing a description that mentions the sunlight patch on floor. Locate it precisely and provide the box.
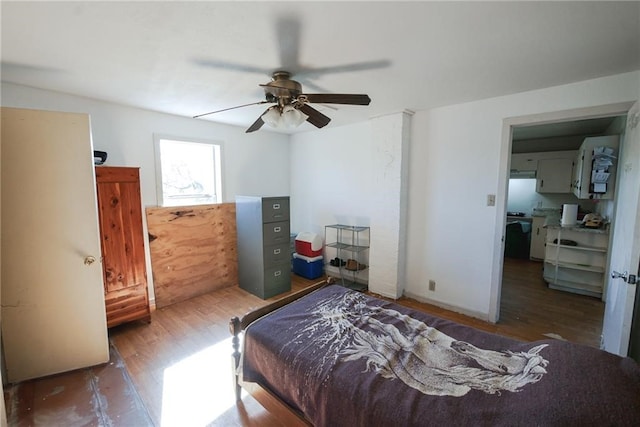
[161,337,235,427]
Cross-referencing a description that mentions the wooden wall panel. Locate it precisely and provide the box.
[146,203,238,308]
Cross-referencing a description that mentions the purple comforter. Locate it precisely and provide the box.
[242,285,640,426]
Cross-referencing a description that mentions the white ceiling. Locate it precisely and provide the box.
[2,1,639,133]
[511,116,620,153]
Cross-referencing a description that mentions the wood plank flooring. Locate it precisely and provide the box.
[3,344,152,426]
[392,258,604,347]
[4,259,604,426]
[498,257,604,346]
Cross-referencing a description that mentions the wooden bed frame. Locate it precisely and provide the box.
[229,278,332,425]
[230,278,640,425]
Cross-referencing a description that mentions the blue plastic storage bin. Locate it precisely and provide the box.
[292,253,324,279]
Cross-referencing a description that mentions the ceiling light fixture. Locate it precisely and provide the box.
[262,105,308,130]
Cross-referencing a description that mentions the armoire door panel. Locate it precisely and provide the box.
[96,166,151,327]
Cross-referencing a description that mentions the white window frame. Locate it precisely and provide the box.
[153,134,224,207]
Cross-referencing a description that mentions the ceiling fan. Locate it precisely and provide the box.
[193,70,371,133]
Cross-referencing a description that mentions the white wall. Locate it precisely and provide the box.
[368,112,411,298]
[507,178,595,215]
[290,71,638,319]
[1,82,291,304]
[290,111,410,298]
[4,71,639,322]
[1,83,291,206]
[290,121,374,234]
[406,71,639,319]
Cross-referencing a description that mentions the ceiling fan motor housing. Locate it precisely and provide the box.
[263,71,302,101]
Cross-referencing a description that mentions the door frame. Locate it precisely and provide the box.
[489,101,636,324]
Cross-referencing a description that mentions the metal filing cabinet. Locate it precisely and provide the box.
[236,196,291,299]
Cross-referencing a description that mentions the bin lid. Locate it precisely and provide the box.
[293,253,323,262]
[295,231,323,251]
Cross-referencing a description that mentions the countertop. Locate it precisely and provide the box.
[531,208,561,218]
[507,215,532,222]
[544,222,609,234]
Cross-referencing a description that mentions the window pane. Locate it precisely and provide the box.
[159,139,218,206]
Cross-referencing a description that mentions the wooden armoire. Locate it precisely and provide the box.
[95,166,151,327]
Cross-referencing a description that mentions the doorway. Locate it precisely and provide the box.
[499,111,627,347]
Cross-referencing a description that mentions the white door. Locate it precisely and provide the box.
[1,107,109,382]
[602,102,640,356]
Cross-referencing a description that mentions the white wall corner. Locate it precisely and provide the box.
[368,111,411,298]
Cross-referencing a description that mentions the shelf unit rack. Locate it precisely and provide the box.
[543,226,609,298]
[324,224,370,291]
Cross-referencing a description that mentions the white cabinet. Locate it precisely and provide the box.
[543,226,609,298]
[510,153,537,174]
[536,158,573,193]
[529,216,547,260]
[572,135,619,200]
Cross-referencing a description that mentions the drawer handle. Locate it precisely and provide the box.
[273,203,280,210]
[274,248,281,255]
[274,226,281,233]
[274,270,282,277]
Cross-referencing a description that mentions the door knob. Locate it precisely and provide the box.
[84,256,97,266]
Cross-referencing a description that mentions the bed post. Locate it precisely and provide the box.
[229,316,242,401]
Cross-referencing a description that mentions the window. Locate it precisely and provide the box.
[154,136,223,207]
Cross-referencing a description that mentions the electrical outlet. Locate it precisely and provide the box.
[600,335,605,350]
[428,280,436,291]
[487,194,496,206]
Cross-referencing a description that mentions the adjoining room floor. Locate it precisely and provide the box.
[499,257,604,347]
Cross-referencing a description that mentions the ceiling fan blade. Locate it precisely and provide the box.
[246,111,269,133]
[193,100,270,119]
[301,94,371,106]
[297,103,331,129]
[193,59,272,76]
[276,16,301,71]
[298,59,391,78]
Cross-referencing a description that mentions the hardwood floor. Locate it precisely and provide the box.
[4,261,604,426]
[381,258,604,347]
[498,257,604,346]
[3,345,153,426]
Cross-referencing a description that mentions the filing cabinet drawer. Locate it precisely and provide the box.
[263,220,290,245]
[264,242,291,267]
[261,197,290,223]
[263,265,291,298]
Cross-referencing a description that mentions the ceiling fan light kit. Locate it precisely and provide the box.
[282,105,308,128]
[261,105,307,129]
[262,107,282,128]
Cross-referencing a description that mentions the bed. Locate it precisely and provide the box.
[230,280,640,426]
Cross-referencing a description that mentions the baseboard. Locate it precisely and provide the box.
[402,290,491,323]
